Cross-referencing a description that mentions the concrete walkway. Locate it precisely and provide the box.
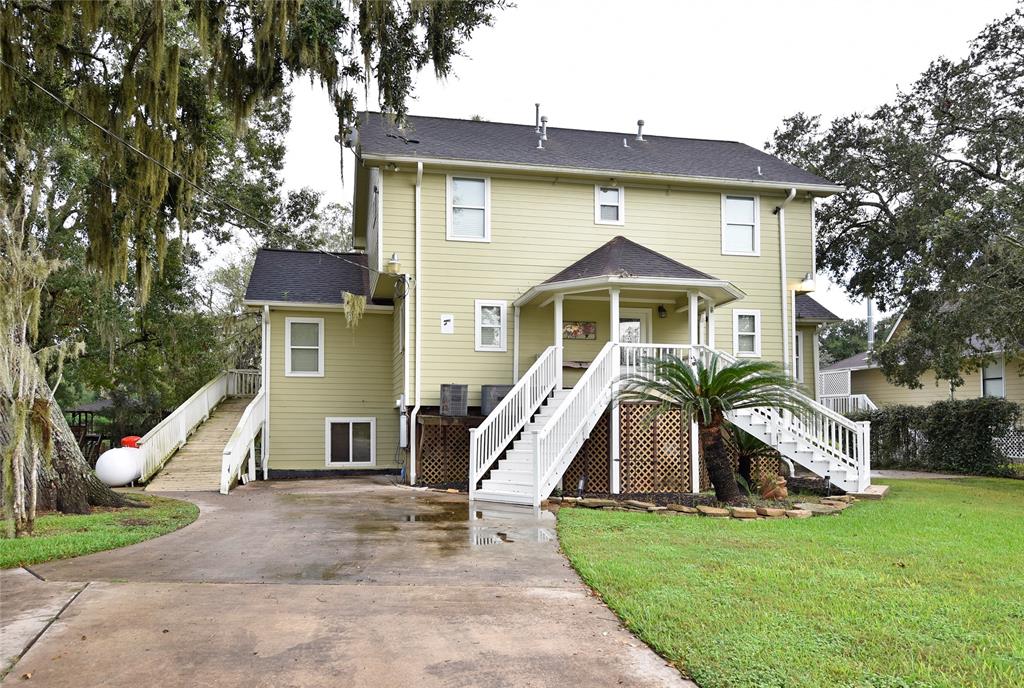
[1,478,691,687]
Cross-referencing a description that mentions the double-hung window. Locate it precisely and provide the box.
[285,317,324,376]
[325,417,375,466]
[982,356,1005,398]
[595,185,625,224]
[733,310,761,357]
[722,194,760,255]
[475,300,508,352]
[447,176,490,241]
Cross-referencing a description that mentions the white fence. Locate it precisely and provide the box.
[820,394,878,415]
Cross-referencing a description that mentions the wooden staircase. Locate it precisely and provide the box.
[144,397,251,492]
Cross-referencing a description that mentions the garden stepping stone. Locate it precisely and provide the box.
[794,502,842,516]
[696,505,730,518]
[624,500,657,510]
[729,507,758,519]
[756,507,787,518]
[579,498,618,508]
[666,504,699,514]
[785,509,813,519]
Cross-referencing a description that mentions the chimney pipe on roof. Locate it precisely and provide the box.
[636,119,645,141]
[540,115,548,141]
[535,103,541,133]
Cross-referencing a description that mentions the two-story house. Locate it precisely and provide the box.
[241,112,869,505]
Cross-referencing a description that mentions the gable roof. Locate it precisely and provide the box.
[822,351,875,372]
[795,294,842,323]
[354,112,840,192]
[244,248,370,305]
[544,236,719,284]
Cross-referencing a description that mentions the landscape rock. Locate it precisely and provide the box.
[730,507,758,519]
[647,506,667,512]
[696,505,730,518]
[755,507,787,518]
[785,509,813,519]
[820,500,850,511]
[666,504,699,514]
[624,500,657,510]
[825,494,854,503]
[579,498,618,509]
[794,502,841,516]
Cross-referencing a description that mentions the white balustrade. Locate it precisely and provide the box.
[220,388,266,494]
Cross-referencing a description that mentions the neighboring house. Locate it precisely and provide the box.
[819,314,1024,412]
[241,111,872,503]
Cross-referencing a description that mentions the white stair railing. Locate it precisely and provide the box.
[469,346,559,498]
[227,369,261,396]
[534,342,617,505]
[220,388,266,494]
[820,394,878,414]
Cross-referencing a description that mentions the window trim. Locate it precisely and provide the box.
[284,317,325,377]
[981,354,1005,399]
[733,309,762,358]
[446,175,491,242]
[474,299,508,352]
[594,184,625,225]
[793,330,804,382]
[721,194,761,256]
[324,417,377,467]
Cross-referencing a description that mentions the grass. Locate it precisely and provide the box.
[0,494,198,569]
[558,478,1024,688]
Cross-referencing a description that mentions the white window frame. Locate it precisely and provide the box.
[446,175,491,242]
[325,417,377,467]
[594,185,625,225]
[733,309,762,358]
[284,317,324,377]
[794,330,804,382]
[981,354,1005,398]
[721,194,761,256]
[474,299,508,352]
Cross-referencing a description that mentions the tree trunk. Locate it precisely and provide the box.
[699,421,743,504]
[1,377,138,516]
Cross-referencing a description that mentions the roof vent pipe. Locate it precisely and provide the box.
[535,103,541,133]
[636,119,645,141]
[540,115,548,141]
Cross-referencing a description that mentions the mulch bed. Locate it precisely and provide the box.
[571,491,794,510]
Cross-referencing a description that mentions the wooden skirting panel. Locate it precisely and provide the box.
[416,415,481,486]
[563,413,611,493]
[619,404,692,493]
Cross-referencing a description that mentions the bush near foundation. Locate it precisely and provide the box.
[850,398,1021,475]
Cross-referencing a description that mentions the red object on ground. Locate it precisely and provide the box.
[121,436,141,448]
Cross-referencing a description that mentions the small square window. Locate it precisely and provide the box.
[722,195,759,255]
[595,185,625,225]
[475,300,508,352]
[448,176,490,241]
[734,310,761,357]
[326,418,376,466]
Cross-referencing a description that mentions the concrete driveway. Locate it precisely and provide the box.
[1,478,691,687]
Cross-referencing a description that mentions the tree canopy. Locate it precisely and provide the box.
[768,8,1023,388]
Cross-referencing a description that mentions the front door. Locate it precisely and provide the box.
[618,308,652,343]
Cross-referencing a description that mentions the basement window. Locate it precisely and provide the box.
[595,185,625,225]
[447,176,490,241]
[721,194,760,256]
[285,317,324,377]
[734,310,761,357]
[325,418,376,466]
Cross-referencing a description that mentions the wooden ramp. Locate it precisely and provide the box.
[145,397,251,492]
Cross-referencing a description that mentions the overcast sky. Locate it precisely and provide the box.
[276,0,1017,319]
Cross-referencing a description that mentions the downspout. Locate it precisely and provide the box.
[262,305,270,480]
[775,188,797,377]
[408,161,424,485]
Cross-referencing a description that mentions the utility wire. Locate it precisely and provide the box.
[0,55,399,284]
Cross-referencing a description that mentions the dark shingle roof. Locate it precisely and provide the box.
[822,352,875,371]
[544,236,719,284]
[355,112,837,189]
[245,248,369,304]
[795,294,842,322]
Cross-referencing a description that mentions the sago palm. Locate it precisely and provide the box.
[616,353,806,504]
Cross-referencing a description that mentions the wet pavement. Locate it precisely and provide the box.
[2,478,692,687]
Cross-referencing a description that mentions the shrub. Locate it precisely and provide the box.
[851,397,1021,475]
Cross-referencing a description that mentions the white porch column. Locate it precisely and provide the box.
[688,291,699,346]
[609,287,621,494]
[553,294,564,389]
[707,303,716,350]
[513,304,521,382]
[687,291,700,493]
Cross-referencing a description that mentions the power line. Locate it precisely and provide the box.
[0,55,393,284]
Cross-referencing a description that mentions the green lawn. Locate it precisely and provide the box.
[558,479,1024,688]
[0,494,198,569]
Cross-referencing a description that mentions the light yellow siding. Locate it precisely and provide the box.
[268,308,400,470]
[851,357,1024,407]
[380,167,814,406]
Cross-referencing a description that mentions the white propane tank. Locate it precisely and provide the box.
[95,447,142,486]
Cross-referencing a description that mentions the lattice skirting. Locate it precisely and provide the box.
[996,428,1024,462]
[416,418,479,485]
[698,431,781,491]
[563,413,611,493]
[619,404,692,492]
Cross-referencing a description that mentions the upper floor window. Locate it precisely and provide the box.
[982,356,1004,398]
[475,299,508,352]
[722,194,760,256]
[733,309,761,357]
[285,317,324,377]
[595,185,625,225]
[447,175,490,242]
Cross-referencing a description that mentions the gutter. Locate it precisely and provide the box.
[242,299,393,313]
[262,305,270,480]
[408,161,424,485]
[359,153,844,196]
[775,188,797,378]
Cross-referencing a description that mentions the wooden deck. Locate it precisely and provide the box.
[145,397,252,492]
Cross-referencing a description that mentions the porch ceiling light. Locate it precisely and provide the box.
[657,304,668,318]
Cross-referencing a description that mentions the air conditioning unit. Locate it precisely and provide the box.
[440,384,468,417]
[481,384,514,416]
